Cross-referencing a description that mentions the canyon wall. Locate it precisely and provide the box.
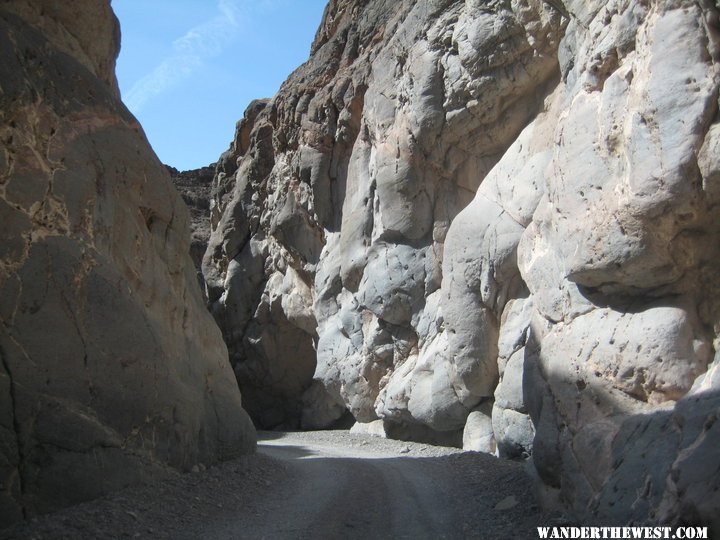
[168,165,215,275]
[206,0,720,527]
[0,0,255,525]
[205,0,563,430]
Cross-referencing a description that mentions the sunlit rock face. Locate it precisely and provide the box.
[204,0,563,430]
[517,1,720,528]
[0,0,255,525]
[206,0,719,527]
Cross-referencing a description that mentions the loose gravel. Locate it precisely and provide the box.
[1,430,564,539]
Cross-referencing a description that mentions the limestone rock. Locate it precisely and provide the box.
[0,1,255,526]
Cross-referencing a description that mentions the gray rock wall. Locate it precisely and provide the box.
[204,0,563,430]
[0,0,255,526]
[205,0,719,528]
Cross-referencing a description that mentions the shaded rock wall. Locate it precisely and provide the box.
[205,0,719,527]
[0,0,255,526]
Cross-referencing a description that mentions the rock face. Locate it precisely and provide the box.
[0,0,255,526]
[517,1,720,528]
[204,0,562,430]
[167,165,215,274]
[206,0,720,528]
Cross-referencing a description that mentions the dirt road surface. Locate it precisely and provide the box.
[2,431,558,539]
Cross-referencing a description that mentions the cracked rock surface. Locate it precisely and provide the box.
[0,0,255,526]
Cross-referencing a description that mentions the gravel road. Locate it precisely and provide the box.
[2,430,559,539]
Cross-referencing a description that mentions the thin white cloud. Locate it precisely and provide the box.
[123,0,245,114]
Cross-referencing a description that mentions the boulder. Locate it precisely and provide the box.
[462,403,496,454]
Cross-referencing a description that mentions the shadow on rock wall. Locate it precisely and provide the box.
[0,2,255,526]
[525,328,720,535]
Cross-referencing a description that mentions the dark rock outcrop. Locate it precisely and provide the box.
[167,164,215,273]
[0,0,255,526]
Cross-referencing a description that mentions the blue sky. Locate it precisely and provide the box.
[112,0,327,170]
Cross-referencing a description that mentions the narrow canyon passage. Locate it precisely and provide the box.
[3,0,717,533]
[2,432,553,539]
